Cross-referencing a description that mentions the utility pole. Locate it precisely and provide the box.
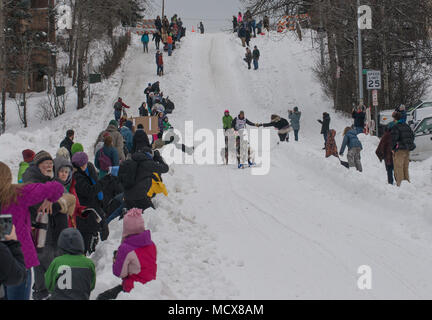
[162,0,165,18]
[318,0,325,66]
[357,0,364,105]
[0,0,6,133]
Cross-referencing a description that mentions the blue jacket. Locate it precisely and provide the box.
[400,110,407,124]
[340,130,363,154]
[120,127,133,153]
[141,34,149,43]
[289,111,301,130]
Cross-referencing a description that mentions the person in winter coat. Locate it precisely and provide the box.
[141,32,150,53]
[167,34,173,56]
[44,228,96,300]
[118,149,169,211]
[231,111,258,131]
[113,98,130,122]
[199,22,205,34]
[97,209,156,300]
[325,129,338,158]
[153,31,161,50]
[18,149,35,183]
[352,106,366,134]
[144,83,152,104]
[256,20,263,34]
[71,152,109,252]
[239,24,246,47]
[223,110,233,131]
[223,110,233,163]
[252,46,260,70]
[60,130,74,158]
[94,120,126,162]
[139,102,149,117]
[157,52,164,76]
[390,111,416,187]
[238,12,243,24]
[155,16,162,32]
[0,225,27,300]
[21,151,76,300]
[121,120,134,154]
[288,107,301,141]
[0,161,64,300]
[245,28,251,47]
[395,105,408,124]
[132,124,152,154]
[233,16,238,32]
[318,112,330,149]
[375,124,395,184]
[54,156,74,191]
[259,114,291,142]
[244,47,252,70]
[339,127,363,172]
[95,135,119,179]
[71,143,84,157]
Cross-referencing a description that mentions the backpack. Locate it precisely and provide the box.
[118,160,139,189]
[147,173,168,198]
[98,148,112,172]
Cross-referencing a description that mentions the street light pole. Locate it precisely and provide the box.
[162,0,165,18]
[357,0,364,105]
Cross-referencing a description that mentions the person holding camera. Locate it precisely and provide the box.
[0,225,26,300]
[0,161,64,300]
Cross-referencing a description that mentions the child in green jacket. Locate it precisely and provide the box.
[45,228,96,300]
[222,110,233,131]
[18,149,35,183]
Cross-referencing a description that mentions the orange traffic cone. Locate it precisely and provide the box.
[192,26,195,32]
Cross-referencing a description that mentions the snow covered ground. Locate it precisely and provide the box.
[1,29,432,300]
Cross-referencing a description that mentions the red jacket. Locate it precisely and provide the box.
[158,55,163,66]
[167,36,173,44]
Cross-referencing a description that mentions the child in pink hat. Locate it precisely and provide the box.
[96,208,157,300]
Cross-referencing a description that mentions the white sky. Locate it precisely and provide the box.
[148,0,244,33]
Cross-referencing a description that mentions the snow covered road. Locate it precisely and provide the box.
[1,30,432,300]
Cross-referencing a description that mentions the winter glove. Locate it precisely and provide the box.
[96,285,124,300]
[58,194,76,217]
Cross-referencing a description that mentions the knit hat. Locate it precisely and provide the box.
[71,152,88,168]
[22,149,36,163]
[109,120,118,128]
[33,150,53,166]
[125,120,133,131]
[71,143,84,156]
[122,208,145,239]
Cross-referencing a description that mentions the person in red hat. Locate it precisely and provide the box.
[18,149,35,183]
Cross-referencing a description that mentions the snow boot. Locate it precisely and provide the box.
[238,163,244,169]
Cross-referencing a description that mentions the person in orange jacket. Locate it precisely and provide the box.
[167,34,173,56]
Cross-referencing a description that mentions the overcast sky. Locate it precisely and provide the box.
[149,0,244,33]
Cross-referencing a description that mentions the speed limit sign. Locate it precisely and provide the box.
[366,70,381,90]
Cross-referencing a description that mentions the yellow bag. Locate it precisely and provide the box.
[147,173,168,198]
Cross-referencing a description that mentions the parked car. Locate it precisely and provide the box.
[378,100,432,136]
[410,116,432,161]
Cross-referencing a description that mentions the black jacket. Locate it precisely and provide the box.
[391,122,416,151]
[119,152,169,203]
[60,137,74,157]
[133,129,151,153]
[352,111,366,128]
[0,241,26,291]
[262,117,289,130]
[73,163,103,210]
[253,49,260,60]
[318,114,330,134]
[239,26,246,38]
